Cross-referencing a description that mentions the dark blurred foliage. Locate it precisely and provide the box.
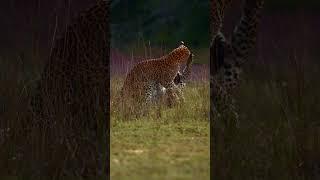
[111,0,210,49]
[0,0,320,57]
[0,0,93,58]
[110,0,320,50]
[266,0,320,12]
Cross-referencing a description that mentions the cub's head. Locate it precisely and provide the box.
[168,41,191,64]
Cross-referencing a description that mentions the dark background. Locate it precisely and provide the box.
[0,0,320,62]
[0,0,93,60]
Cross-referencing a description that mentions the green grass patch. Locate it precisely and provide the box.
[110,78,210,180]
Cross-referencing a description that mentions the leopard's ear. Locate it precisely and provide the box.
[180,41,184,45]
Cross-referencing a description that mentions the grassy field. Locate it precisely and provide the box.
[212,58,320,179]
[110,77,210,180]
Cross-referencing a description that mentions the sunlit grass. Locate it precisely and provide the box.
[110,77,210,180]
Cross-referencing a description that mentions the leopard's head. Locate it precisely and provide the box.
[168,41,191,64]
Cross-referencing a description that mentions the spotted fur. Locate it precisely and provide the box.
[120,43,191,116]
[146,53,194,107]
[210,0,264,123]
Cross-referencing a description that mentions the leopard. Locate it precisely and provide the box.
[146,52,194,107]
[120,42,191,117]
[210,0,265,177]
[209,0,265,126]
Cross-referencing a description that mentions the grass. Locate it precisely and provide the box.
[211,54,320,179]
[110,77,210,180]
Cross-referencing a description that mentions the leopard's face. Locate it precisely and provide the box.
[168,44,191,64]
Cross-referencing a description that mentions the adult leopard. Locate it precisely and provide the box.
[210,0,264,123]
[120,42,191,117]
[210,0,265,177]
[146,52,194,107]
